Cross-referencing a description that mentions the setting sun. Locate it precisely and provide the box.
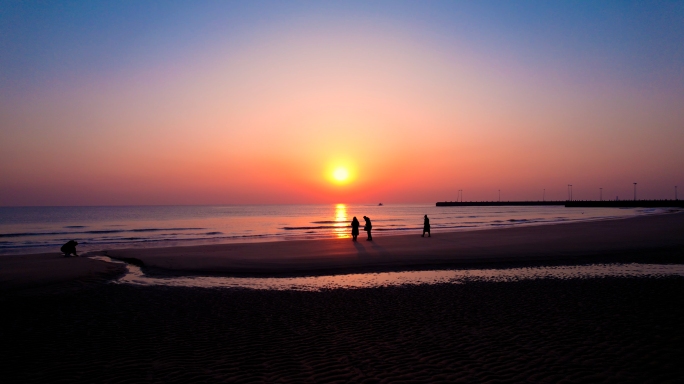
[332,167,349,183]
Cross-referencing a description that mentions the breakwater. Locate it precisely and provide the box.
[436,200,684,208]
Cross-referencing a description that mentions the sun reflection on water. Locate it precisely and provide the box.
[334,204,350,239]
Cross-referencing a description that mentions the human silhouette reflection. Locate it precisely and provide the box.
[422,215,431,237]
[351,216,360,241]
[61,240,79,257]
[363,216,373,241]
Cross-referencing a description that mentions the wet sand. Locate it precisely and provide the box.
[2,213,684,382]
[0,252,126,294]
[106,212,684,276]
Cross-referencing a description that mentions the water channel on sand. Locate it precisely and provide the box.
[91,256,684,292]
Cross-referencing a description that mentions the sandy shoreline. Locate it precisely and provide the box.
[1,212,683,291]
[104,212,684,277]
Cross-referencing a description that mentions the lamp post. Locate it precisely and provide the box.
[676,186,678,200]
[600,188,602,201]
[633,183,637,201]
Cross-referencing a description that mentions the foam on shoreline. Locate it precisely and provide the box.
[93,255,684,291]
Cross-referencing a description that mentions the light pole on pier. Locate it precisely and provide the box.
[600,188,602,201]
[633,183,637,201]
[676,186,678,200]
[567,185,572,201]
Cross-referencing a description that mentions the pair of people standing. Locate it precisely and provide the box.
[350,215,429,241]
[351,216,372,241]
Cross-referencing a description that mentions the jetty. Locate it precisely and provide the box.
[436,200,684,208]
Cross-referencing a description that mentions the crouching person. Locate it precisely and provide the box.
[61,240,79,257]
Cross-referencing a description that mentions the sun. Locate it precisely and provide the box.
[332,167,349,182]
[326,162,356,185]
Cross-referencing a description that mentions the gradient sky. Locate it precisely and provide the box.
[1,1,683,205]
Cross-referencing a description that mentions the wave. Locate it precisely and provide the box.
[374,227,421,231]
[309,218,404,224]
[285,223,486,232]
[310,221,342,224]
[0,227,206,238]
[283,225,346,230]
[0,232,279,250]
[375,225,476,231]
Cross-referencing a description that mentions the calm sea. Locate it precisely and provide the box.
[0,204,659,255]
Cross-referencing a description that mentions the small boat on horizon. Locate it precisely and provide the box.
[378,203,383,206]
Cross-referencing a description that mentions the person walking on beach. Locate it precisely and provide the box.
[363,216,373,241]
[351,216,360,241]
[61,240,79,257]
[422,215,431,237]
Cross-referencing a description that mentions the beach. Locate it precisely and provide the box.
[2,213,684,382]
[5,1,684,382]
[104,211,684,277]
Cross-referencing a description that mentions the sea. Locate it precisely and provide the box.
[0,204,663,256]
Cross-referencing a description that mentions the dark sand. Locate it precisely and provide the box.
[2,278,683,383]
[0,252,125,294]
[2,213,684,382]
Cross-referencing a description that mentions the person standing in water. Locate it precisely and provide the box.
[422,215,431,237]
[363,216,373,241]
[351,216,360,241]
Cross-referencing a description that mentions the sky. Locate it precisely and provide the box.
[1,0,683,205]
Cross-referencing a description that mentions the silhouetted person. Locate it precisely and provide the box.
[351,216,360,241]
[422,215,431,237]
[61,240,79,257]
[363,216,373,241]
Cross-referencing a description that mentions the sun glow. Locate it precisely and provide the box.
[324,161,356,186]
[333,167,349,182]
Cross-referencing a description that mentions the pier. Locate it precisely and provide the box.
[436,201,564,207]
[436,200,684,208]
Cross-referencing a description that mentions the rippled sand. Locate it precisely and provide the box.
[3,277,684,382]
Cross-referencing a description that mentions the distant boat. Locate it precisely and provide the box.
[378,203,383,206]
